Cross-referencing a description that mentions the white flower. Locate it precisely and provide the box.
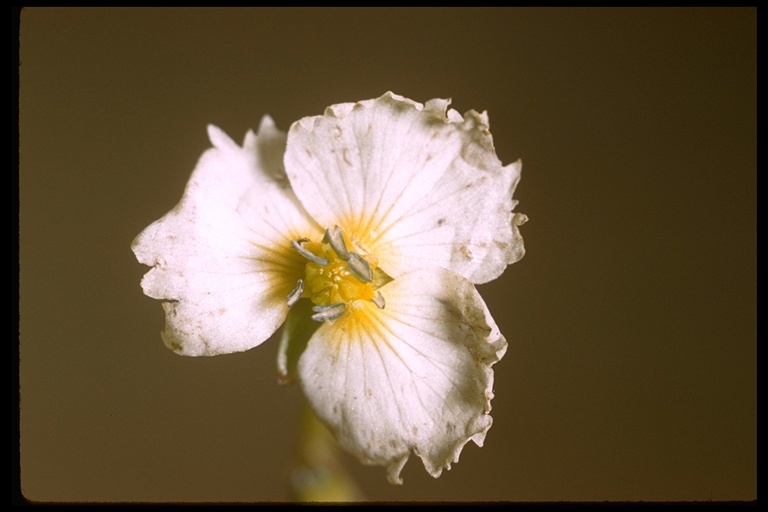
[132,92,527,484]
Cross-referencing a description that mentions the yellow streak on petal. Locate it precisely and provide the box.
[326,299,390,355]
[249,237,307,303]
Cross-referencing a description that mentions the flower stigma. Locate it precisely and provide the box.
[289,226,387,322]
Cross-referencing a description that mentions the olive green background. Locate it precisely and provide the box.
[19,7,756,502]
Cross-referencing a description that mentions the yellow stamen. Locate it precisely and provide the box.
[289,227,390,322]
[304,240,376,307]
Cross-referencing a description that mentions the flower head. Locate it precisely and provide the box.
[132,92,527,484]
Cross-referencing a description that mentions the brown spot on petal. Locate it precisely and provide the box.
[166,338,182,352]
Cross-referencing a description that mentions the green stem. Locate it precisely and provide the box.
[288,399,365,502]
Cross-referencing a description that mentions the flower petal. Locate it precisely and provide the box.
[284,91,526,284]
[132,118,322,356]
[297,267,506,484]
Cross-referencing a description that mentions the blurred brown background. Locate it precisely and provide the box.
[19,7,755,502]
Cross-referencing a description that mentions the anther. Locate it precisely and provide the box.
[371,291,386,309]
[286,279,304,307]
[292,240,329,266]
[347,253,373,283]
[311,302,346,322]
[324,225,349,260]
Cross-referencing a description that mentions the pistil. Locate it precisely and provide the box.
[287,226,386,322]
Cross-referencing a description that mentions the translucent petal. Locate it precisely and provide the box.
[297,267,507,483]
[132,118,322,356]
[284,91,526,284]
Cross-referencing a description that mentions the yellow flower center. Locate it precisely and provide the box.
[287,226,387,322]
[303,240,376,306]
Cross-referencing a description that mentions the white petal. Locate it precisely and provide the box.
[297,267,506,484]
[132,119,322,356]
[284,91,526,284]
